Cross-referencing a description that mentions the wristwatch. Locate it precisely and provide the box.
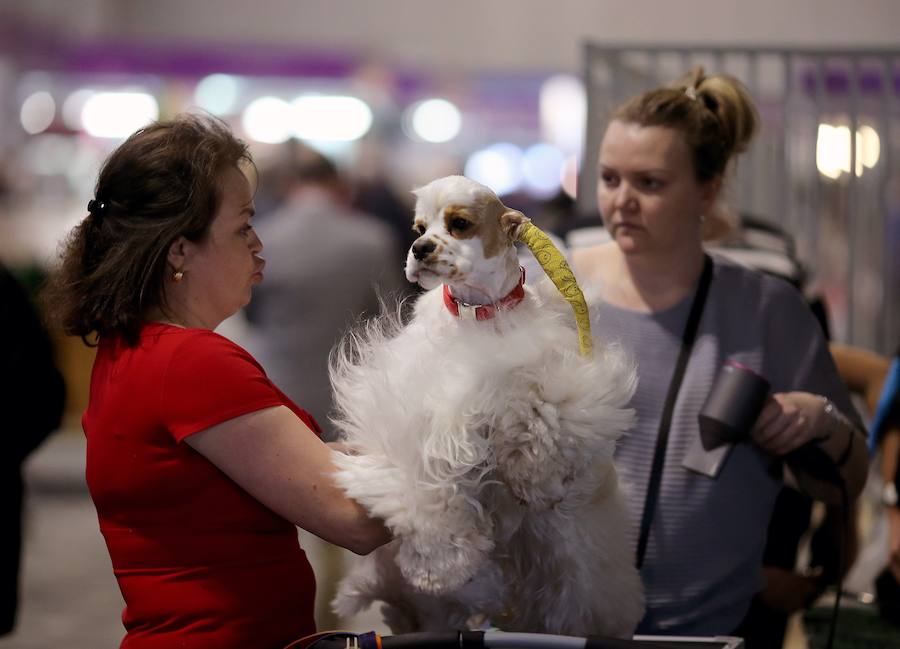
[815,396,836,442]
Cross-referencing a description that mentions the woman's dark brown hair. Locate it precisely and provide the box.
[43,114,252,346]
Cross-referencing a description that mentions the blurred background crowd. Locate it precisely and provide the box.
[1,1,900,647]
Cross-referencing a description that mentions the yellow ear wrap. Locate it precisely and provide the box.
[516,221,594,359]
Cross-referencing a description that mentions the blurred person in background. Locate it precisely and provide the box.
[351,172,418,265]
[243,141,404,628]
[862,343,900,624]
[245,141,405,441]
[0,262,66,637]
[42,115,389,649]
[570,67,868,645]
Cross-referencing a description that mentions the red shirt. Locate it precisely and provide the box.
[83,323,319,649]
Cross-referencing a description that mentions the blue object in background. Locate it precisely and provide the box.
[869,354,900,452]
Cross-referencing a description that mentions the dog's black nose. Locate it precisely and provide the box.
[411,239,436,261]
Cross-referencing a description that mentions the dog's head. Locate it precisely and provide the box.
[405,176,530,296]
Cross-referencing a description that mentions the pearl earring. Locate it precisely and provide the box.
[173,270,184,282]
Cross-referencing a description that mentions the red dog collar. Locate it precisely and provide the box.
[443,267,526,321]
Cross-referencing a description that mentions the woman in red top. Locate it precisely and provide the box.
[44,115,389,649]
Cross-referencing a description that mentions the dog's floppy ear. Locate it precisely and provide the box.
[500,209,531,241]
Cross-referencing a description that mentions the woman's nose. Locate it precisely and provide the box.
[613,184,636,211]
[250,230,263,252]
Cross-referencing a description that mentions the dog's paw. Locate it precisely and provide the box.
[396,531,492,594]
[379,601,420,635]
[493,394,577,507]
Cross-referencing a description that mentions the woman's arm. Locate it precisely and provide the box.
[829,343,890,413]
[752,391,868,504]
[185,405,390,555]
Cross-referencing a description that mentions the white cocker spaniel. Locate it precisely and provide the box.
[329,176,644,637]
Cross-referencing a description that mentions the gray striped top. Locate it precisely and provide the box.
[589,255,856,636]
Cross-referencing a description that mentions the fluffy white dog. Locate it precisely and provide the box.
[329,176,644,637]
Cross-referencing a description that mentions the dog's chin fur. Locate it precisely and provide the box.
[405,267,442,291]
[329,272,645,637]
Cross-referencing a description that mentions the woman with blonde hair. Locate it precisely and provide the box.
[572,68,868,643]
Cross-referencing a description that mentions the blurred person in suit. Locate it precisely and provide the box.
[244,142,404,629]
[245,142,405,441]
[0,262,65,636]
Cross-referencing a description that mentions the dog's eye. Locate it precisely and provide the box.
[412,223,426,236]
[450,218,471,231]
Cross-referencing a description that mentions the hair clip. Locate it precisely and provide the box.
[87,199,108,218]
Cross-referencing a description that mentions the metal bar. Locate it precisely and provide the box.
[883,57,897,351]
[779,53,792,236]
[713,50,725,75]
[586,43,900,59]
[743,51,760,216]
[811,55,826,308]
[650,49,661,86]
[847,57,860,344]
[577,42,598,217]
[611,49,625,119]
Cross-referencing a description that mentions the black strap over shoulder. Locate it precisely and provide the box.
[635,254,714,569]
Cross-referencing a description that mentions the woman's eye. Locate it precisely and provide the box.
[600,173,618,187]
[451,218,471,231]
[642,178,663,189]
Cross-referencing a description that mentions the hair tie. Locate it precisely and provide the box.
[87,199,108,220]
[685,85,720,116]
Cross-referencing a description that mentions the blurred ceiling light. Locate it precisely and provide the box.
[195,73,240,115]
[20,91,56,134]
[242,96,293,144]
[409,98,462,143]
[521,143,565,198]
[464,143,524,197]
[857,125,881,172]
[62,89,95,130]
[81,92,159,139]
[540,74,585,155]
[816,122,880,179]
[291,95,373,142]
[816,124,845,180]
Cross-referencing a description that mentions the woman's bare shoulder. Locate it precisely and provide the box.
[571,241,619,284]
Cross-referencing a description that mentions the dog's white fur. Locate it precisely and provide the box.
[329,176,644,637]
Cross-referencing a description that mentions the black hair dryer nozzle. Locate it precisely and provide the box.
[698,361,770,451]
